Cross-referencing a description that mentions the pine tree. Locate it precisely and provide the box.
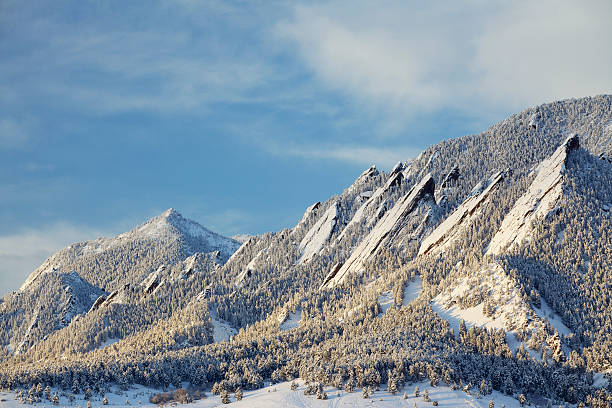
[52,392,59,405]
[235,388,243,401]
[519,393,526,406]
[362,387,369,399]
[388,376,398,395]
[103,396,108,405]
[291,381,298,391]
[489,399,495,408]
[221,390,231,404]
[423,389,430,402]
[414,385,420,397]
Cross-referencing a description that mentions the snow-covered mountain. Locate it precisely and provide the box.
[20,208,240,293]
[1,95,611,408]
[0,209,240,357]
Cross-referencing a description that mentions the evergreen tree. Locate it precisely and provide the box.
[221,390,231,404]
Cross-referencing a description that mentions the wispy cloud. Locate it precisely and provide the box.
[259,138,420,169]
[277,0,612,114]
[0,2,277,115]
[0,223,112,295]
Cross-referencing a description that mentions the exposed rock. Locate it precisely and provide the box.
[420,171,504,256]
[441,166,461,189]
[486,134,579,255]
[323,173,435,288]
[140,265,165,296]
[336,171,404,242]
[298,202,339,263]
[297,201,321,226]
[389,161,405,176]
[528,112,541,130]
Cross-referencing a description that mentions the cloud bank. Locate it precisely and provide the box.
[277,0,612,114]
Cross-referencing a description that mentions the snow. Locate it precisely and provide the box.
[235,249,264,284]
[279,310,302,331]
[432,264,531,343]
[209,309,237,343]
[402,276,423,306]
[297,202,321,226]
[419,172,504,256]
[19,209,241,292]
[0,379,524,407]
[377,291,395,314]
[298,202,338,263]
[323,174,434,289]
[96,337,119,350]
[423,150,440,169]
[533,297,571,336]
[487,135,578,255]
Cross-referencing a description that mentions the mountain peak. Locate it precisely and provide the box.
[162,207,179,218]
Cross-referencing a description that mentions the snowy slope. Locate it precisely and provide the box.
[486,135,579,255]
[0,379,525,408]
[322,173,435,288]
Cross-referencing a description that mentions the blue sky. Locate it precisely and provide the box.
[1,0,611,294]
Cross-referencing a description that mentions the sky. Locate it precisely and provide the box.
[1,0,611,294]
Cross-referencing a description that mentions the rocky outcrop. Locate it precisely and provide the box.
[420,171,504,256]
[486,134,579,256]
[336,170,404,242]
[322,173,435,289]
[298,202,339,263]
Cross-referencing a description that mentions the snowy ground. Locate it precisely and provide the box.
[280,310,302,331]
[402,277,422,306]
[0,379,525,408]
[209,309,237,343]
[96,338,119,350]
[378,277,423,315]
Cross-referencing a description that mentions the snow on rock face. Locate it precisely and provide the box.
[486,134,579,255]
[297,201,321,227]
[346,165,379,193]
[322,174,435,289]
[336,171,403,242]
[210,309,237,343]
[420,171,504,256]
[235,248,265,285]
[298,202,339,263]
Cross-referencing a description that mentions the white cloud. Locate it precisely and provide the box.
[277,0,612,114]
[0,223,110,295]
[261,139,420,169]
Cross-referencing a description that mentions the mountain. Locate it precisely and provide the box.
[0,209,239,357]
[1,95,611,407]
[20,208,240,293]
